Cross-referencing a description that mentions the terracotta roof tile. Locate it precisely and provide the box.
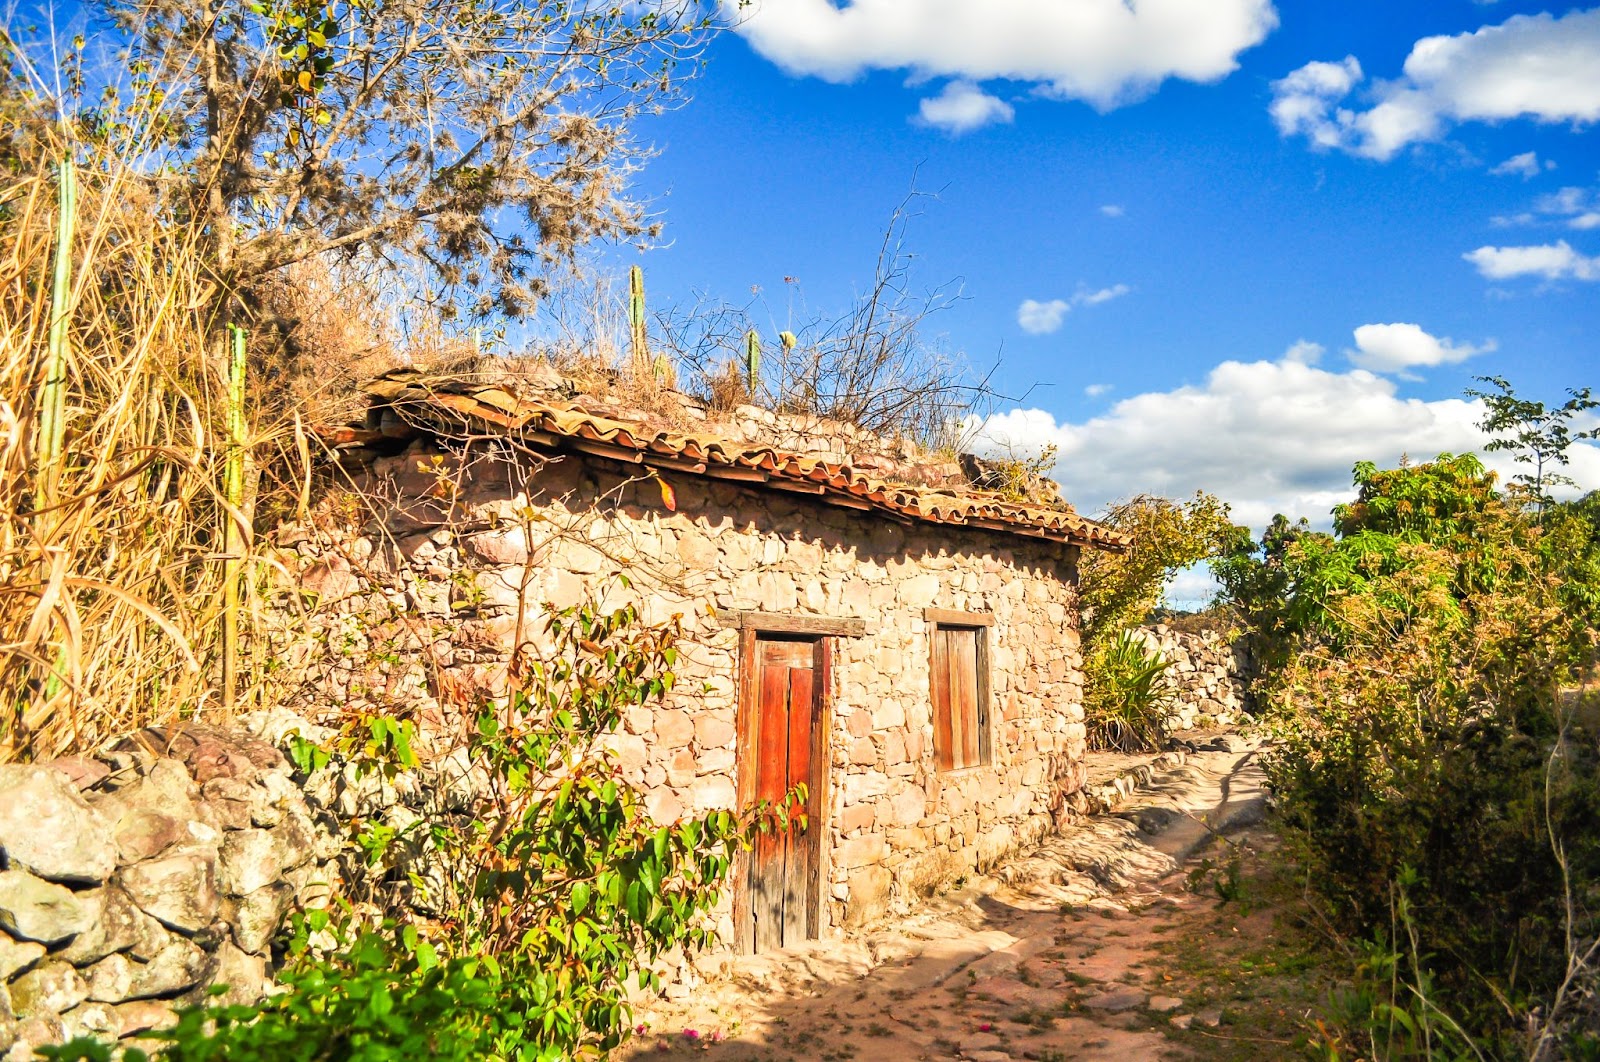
[334,377,1130,552]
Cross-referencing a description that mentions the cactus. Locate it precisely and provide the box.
[629,264,648,377]
[221,323,248,711]
[744,329,761,394]
[779,330,797,352]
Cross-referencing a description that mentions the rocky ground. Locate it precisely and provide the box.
[624,735,1332,1062]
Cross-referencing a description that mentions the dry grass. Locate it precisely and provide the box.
[2,159,234,757]
[0,119,359,760]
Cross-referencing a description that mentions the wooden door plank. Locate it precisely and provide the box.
[975,630,992,766]
[782,665,815,945]
[762,637,816,669]
[947,630,972,770]
[752,662,790,953]
[807,638,831,940]
[931,627,955,772]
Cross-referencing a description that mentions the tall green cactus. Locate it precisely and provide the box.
[221,323,248,711]
[36,158,77,523]
[628,265,648,376]
[743,329,761,394]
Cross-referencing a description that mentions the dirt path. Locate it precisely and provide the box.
[624,739,1312,1062]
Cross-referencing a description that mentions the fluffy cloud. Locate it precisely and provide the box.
[966,354,1600,535]
[1017,299,1070,335]
[1489,151,1545,178]
[1016,284,1130,334]
[1099,204,1126,218]
[1084,383,1113,397]
[729,0,1279,110]
[1271,8,1600,160]
[1348,322,1496,374]
[1282,339,1324,365]
[1463,240,1600,281]
[916,81,1014,133]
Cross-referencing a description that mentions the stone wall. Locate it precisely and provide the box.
[271,437,1091,938]
[1130,625,1253,733]
[0,728,337,1060]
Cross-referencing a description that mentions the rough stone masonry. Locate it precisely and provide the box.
[273,430,1096,946]
[0,728,336,1060]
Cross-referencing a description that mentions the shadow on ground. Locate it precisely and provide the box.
[623,742,1285,1062]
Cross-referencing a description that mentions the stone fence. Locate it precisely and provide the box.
[0,726,340,1060]
[1129,625,1255,733]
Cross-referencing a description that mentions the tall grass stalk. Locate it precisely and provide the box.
[35,157,75,521]
[0,114,290,760]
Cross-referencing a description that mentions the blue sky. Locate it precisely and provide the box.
[624,0,1600,588]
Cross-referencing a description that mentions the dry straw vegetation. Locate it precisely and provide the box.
[0,119,261,760]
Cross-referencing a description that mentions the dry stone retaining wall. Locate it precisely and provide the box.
[1131,625,1253,732]
[0,728,339,1060]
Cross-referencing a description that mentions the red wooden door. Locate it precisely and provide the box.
[748,635,820,952]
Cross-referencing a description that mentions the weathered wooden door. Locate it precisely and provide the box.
[748,635,821,952]
[931,624,989,771]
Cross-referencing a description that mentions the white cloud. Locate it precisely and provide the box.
[967,353,1600,534]
[1282,339,1324,365]
[1490,150,1543,178]
[1017,299,1071,335]
[916,80,1014,133]
[1490,184,1600,230]
[728,0,1279,111]
[1084,383,1113,397]
[1348,322,1496,374]
[1535,186,1600,230]
[1016,284,1131,334]
[1271,8,1600,160]
[1464,240,1600,281]
[1076,283,1131,306]
[1099,204,1126,217]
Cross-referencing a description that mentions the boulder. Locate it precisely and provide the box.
[0,937,44,981]
[121,853,220,934]
[0,871,90,944]
[203,943,267,1007]
[113,808,189,864]
[227,883,292,955]
[84,953,136,1002]
[199,777,257,831]
[8,961,89,1018]
[218,829,287,897]
[126,939,208,1000]
[56,887,144,966]
[41,758,109,792]
[0,987,13,1054]
[59,1001,116,1042]
[5,1013,65,1061]
[0,766,115,884]
[112,1000,177,1038]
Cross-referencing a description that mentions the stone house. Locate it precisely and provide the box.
[298,370,1129,953]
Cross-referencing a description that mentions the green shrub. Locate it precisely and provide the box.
[44,595,796,1061]
[1085,630,1175,752]
[1259,455,1600,1049]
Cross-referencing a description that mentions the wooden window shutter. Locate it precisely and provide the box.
[931,622,991,771]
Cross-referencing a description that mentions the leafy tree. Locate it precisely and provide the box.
[32,0,723,322]
[1077,491,1234,648]
[1209,513,1324,651]
[1465,375,1599,516]
[1257,454,1600,1049]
